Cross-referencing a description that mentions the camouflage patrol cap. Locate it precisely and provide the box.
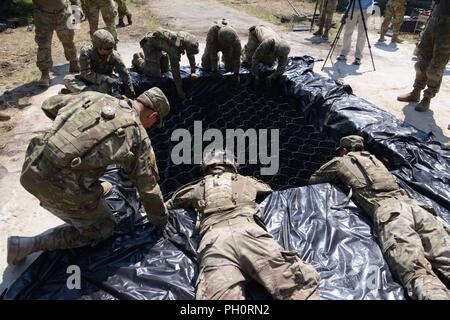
[202,148,238,172]
[339,135,365,151]
[136,87,170,128]
[92,29,115,49]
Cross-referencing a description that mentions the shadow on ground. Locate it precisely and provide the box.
[402,102,450,144]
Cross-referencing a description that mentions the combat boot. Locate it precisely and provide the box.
[38,69,50,88]
[397,88,421,102]
[313,27,323,36]
[378,34,386,42]
[117,19,126,28]
[0,111,10,121]
[7,236,38,265]
[322,29,330,41]
[127,13,133,25]
[415,97,431,112]
[392,35,404,44]
[69,60,80,73]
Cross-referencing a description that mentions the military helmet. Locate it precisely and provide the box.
[181,33,200,55]
[136,87,170,128]
[92,29,115,49]
[339,135,364,151]
[202,148,238,172]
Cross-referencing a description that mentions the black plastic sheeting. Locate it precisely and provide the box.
[2,57,449,300]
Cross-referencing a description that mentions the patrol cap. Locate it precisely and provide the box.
[338,135,364,151]
[202,148,238,172]
[92,29,115,49]
[136,87,170,128]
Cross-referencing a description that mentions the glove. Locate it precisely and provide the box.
[104,76,118,86]
[190,73,199,80]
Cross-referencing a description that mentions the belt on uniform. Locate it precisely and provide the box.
[34,5,66,14]
[203,216,254,231]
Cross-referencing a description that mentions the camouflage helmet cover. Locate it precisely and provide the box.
[180,32,200,55]
[339,135,365,151]
[92,29,115,49]
[202,148,238,172]
[136,87,170,128]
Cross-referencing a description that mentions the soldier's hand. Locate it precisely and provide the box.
[190,73,199,80]
[104,76,118,86]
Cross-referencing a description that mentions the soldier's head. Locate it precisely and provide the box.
[337,135,365,155]
[274,40,290,58]
[181,34,200,55]
[202,148,238,175]
[92,29,115,56]
[134,87,170,128]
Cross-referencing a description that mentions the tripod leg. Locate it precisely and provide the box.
[321,22,345,70]
[358,2,376,71]
[311,0,320,32]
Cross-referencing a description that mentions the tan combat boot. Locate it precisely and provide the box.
[0,111,10,121]
[415,97,431,112]
[392,35,404,44]
[38,69,50,87]
[69,60,80,73]
[397,88,421,102]
[7,236,38,265]
[313,27,323,36]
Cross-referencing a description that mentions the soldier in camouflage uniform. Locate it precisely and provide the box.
[309,135,450,300]
[81,0,118,43]
[397,0,450,112]
[114,0,132,27]
[63,29,135,98]
[378,0,407,43]
[7,87,171,265]
[132,29,200,99]
[32,0,81,87]
[313,0,339,40]
[166,149,321,300]
[201,19,241,85]
[242,25,291,83]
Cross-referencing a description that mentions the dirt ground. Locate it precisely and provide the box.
[0,0,449,294]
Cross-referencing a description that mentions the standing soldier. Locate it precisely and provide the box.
[378,0,407,43]
[63,29,135,98]
[81,0,118,44]
[309,135,450,300]
[397,0,450,112]
[32,0,81,87]
[201,19,241,85]
[313,0,339,41]
[7,88,170,265]
[132,29,200,99]
[114,0,132,27]
[242,25,291,83]
[166,149,321,300]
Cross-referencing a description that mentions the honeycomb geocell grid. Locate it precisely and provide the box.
[148,86,338,197]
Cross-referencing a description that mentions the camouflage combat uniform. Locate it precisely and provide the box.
[242,25,291,79]
[132,29,199,98]
[309,136,450,300]
[413,0,450,99]
[32,0,78,72]
[201,20,241,76]
[379,0,407,41]
[17,91,167,255]
[315,0,339,37]
[114,0,129,20]
[167,171,321,300]
[64,43,135,98]
[81,0,118,42]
